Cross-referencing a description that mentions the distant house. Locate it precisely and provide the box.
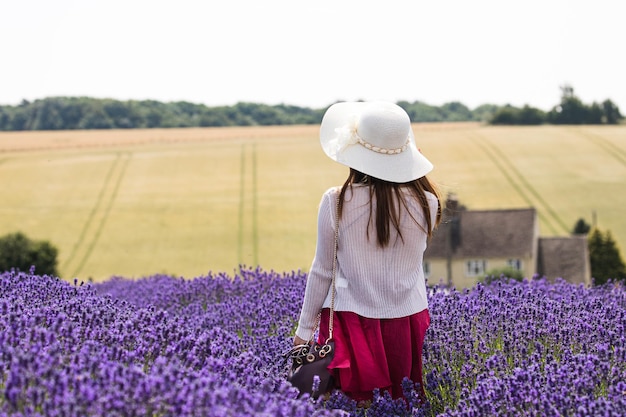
[424,195,591,288]
[536,236,591,284]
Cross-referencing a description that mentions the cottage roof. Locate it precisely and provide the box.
[537,236,590,284]
[425,208,537,258]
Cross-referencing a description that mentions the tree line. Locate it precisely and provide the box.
[0,98,326,131]
[490,85,623,125]
[0,86,622,131]
[0,97,495,131]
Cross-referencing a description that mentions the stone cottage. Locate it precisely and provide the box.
[423,195,591,288]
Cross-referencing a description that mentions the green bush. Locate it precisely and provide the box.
[588,228,626,285]
[0,232,59,276]
[482,267,524,284]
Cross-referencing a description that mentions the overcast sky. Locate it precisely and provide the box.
[1,0,624,111]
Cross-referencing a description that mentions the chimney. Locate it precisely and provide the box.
[445,193,460,219]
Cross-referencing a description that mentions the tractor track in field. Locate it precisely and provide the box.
[61,154,122,272]
[470,133,569,235]
[63,152,132,278]
[251,142,258,265]
[572,128,626,169]
[237,143,258,266]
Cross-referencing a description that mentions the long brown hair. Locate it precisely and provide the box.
[338,168,442,247]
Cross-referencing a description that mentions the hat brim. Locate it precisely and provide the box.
[320,102,433,183]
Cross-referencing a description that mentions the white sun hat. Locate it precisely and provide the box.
[320,101,433,183]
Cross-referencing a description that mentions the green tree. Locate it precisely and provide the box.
[11,101,35,130]
[572,218,591,235]
[518,105,546,125]
[490,106,516,124]
[489,104,547,125]
[472,104,500,122]
[588,228,626,285]
[548,98,588,124]
[32,98,69,130]
[397,101,444,122]
[482,266,524,284]
[547,85,578,124]
[602,99,623,124]
[249,104,283,126]
[0,232,59,276]
[78,105,114,129]
[274,104,321,124]
[586,102,604,124]
[103,100,136,128]
[440,101,474,121]
[0,106,11,130]
[199,109,234,127]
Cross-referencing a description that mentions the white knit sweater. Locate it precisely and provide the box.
[295,185,439,341]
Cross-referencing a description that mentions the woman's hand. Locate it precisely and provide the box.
[293,335,309,346]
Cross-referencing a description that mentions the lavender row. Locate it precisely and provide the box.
[1,268,333,417]
[1,268,625,416]
[424,277,626,416]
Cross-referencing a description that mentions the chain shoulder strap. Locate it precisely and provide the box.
[327,193,340,342]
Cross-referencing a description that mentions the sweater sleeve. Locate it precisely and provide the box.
[295,190,336,341]
[428,192,440,231]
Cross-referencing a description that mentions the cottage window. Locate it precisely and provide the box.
[466,260,487,276]
[507,259,522,270]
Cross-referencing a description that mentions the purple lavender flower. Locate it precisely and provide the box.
[1,268,625,416]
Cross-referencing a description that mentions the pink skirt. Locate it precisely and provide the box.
[318,308,430,402]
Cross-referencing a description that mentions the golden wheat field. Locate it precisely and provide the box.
[1,123,625,281]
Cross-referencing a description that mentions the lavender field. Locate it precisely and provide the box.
[1,268,625,416]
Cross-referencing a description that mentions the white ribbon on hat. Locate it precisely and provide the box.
[327,116,359,158]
